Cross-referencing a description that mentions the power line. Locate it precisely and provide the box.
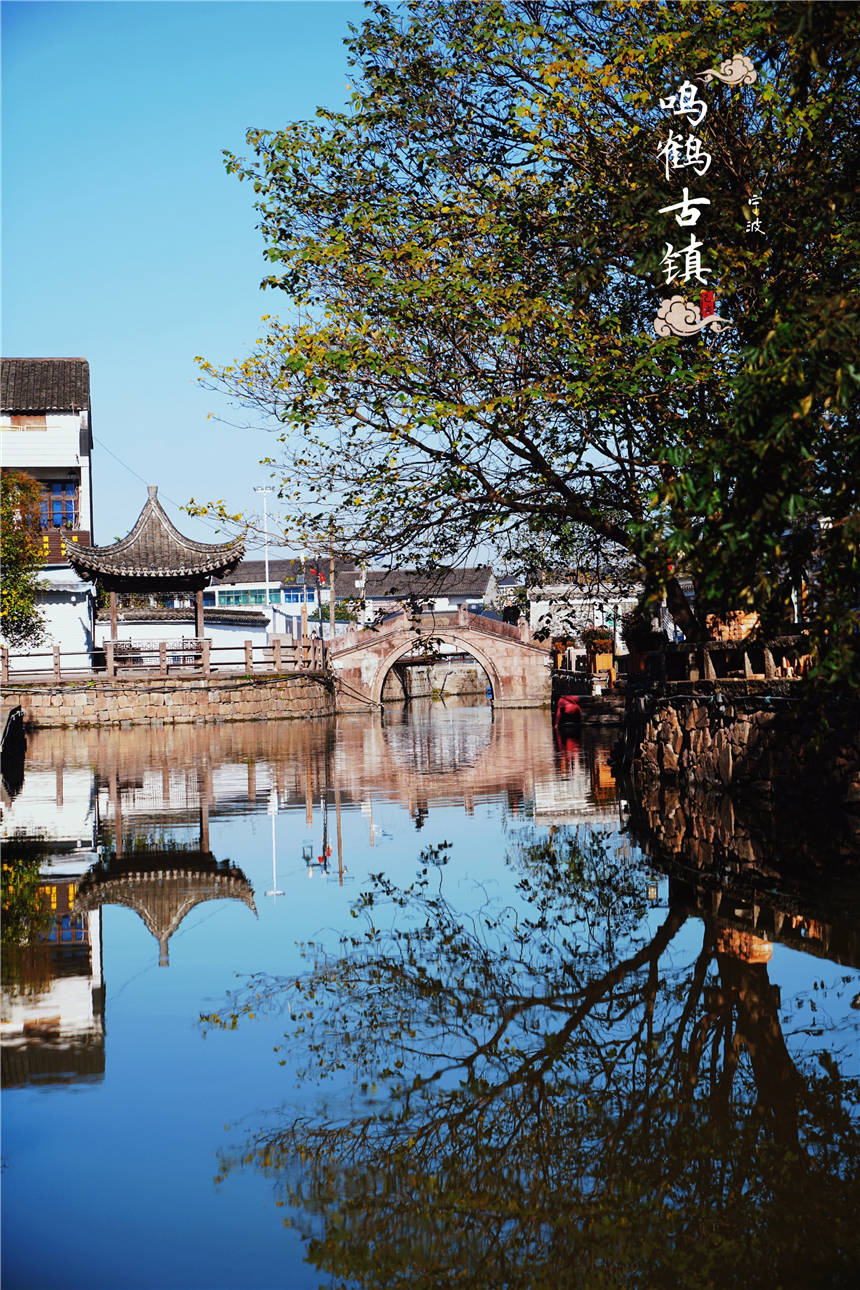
[93,433,239,539]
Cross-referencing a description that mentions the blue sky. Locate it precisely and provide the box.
[2,0,361,554]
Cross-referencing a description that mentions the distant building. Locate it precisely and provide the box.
[0,357,97,653]
[527,574,696,657]
[528,577,642,657]
[210,557,363,637]
[362,566,499,621]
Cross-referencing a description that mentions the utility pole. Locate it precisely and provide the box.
[329,527,336,640]
[299,549,308,651]
[253,485,274,622]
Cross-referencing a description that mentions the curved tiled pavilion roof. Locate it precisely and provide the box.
[66,485,244,590]
[75,851,257,967]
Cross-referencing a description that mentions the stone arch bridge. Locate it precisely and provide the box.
[329,607,551,710]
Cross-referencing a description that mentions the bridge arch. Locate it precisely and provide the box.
[370,632,503,707]
[329,611,550,710]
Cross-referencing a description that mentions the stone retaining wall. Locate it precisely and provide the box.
[3,673,334,729]
[631,691,860,810]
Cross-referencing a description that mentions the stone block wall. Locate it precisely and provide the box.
[3,673,334,729]
[631,692,860,811]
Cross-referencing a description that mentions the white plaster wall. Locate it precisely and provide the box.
[5,573,94,659]
[0,768,96,845]
[93,619,268,648]
[0,414,80,468]
[0,412,93,534]
[34,592,93,655]
[528,587,640,654]
[363,592,488,621]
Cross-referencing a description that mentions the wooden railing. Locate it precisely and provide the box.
[647,635,811,684]
[1,637,327,683]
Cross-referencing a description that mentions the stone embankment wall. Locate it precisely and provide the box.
[4,673,334,729]
[381,661,488,701]
[627,777,860,960]
[631,691,860,811]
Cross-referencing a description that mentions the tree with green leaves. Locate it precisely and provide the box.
[198,0,859,677]
[1,469,45,648]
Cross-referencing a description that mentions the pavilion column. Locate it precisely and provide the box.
[199,800,210,854]
[110,769,123,858]
[109,590,118,641]
[196,589,204,640]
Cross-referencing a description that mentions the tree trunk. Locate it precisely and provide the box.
[666,576,707,641]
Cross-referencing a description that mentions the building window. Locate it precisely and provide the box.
[202,592,216,607]
[40,481,78,529]
[216,587,298,606]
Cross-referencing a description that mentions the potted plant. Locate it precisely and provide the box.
[581,626,614,653]
[580,626,614,686]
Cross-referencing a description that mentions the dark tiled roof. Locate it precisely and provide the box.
[1,357,90,413]
[365,566,495,600]
[1,1037,105,1088]
[331,568,364,598]
[216,557,358,586]
[67,486,244,580]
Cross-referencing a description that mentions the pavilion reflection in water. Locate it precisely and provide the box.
[86,761,257,967]
[3,707,858,1092]
[76,853,257,969]
[1,750,257,1084]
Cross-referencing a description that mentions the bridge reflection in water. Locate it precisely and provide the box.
[4,703,857,1066]
[2,701,858,1289]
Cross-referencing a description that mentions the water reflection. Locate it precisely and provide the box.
[76,854,256,969]
[1,760,105,1086]
[1,704,858,1288]
[207,825,860,1289]
[2,704,617,1084]
[628,778,860,969]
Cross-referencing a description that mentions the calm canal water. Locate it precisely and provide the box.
[2,700,859,1289]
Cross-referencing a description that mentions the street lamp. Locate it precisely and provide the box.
[253,486,274,617]
[265,788,284,899]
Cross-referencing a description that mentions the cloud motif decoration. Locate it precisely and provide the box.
[653,295,733,338]
[698,54,757,87]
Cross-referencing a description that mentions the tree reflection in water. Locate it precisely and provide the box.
[204,831,860,1289]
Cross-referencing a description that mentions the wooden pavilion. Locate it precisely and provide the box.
[65,485,245,641]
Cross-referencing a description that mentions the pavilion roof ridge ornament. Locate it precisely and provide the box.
[66,483,245,583]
